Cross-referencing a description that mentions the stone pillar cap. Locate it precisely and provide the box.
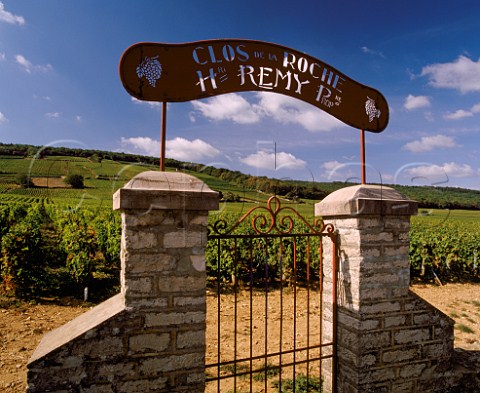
[315,184,417,217]
[113,171,219,211]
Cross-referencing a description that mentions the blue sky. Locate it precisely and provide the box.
[1,1,480,189]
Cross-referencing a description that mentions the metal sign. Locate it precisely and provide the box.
[119,39,389,132]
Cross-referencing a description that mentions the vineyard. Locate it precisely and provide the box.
[0,200,479,302]
[0,156,153,212]
[1,154,480,301]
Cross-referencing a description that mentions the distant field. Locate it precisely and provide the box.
[1,156,480,222]
[0,157,322,217]
[413,208,480,225]
[0,157,153,210]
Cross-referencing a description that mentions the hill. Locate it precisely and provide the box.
[1,142,479,211]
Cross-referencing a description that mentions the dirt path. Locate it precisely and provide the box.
[1,283,479,392]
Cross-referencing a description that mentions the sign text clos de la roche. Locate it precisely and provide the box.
[119,39,388,132]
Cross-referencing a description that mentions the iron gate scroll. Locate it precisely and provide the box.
[206,196,338,392]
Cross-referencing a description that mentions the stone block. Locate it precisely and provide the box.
[382,347,421,364]
[360,331,391,350]
[124,276,154,295]
[123,297,168,309]
[187,371,205,384]
[190,255,205,271]
[129,332,170,354]
[83,384,115,393]
[163,230,206,248]
[87,361,136,384]
[361,352,379,367]
[124,210,168,227]
[117,377,168,393]
[124,252,176,273]
[158,275,205,293]
[124,230,158,250]
[361,301,401,315]
[384,315,407,328]
[174,295,206,307]
[394,328,431,345]
[145,311,205,327]
[140,353,205,375]
[361,231,394,243]
[80,336,125,358]
[422,342,452,359]
[190,214,208,226]
[390,380,415,393]
[398,362,427,378]
[177,330,206,349]
[383,245,410,256]
[361,366,396,383]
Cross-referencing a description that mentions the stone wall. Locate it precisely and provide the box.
[316,184,480,392]
[27,171,218,393]
[26,177,480,392]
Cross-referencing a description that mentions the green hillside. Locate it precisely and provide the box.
[1,142,480,213]
[0,156,153,210]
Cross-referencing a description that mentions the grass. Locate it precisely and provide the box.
[273,375,322,393]
[219,363,249,375]
[253,364,280,381]
[449,311,460,319]
[456,324,475,334]
[469,300,480,308]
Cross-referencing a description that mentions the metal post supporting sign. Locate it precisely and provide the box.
[160,102,166,171]
[360,130,366,184]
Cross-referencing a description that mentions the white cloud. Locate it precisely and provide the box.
[191,94,261,124]
[407,162,474,178]
[257,92,344,132]
[471,103,480,113]
[75,115,82,122]
[130,97,163,110]
[190,92,345,132]
[443,103,480,120]
[403,134,459,153]
[321,160,344,171]
[361,46,385,58]
[240,150,306,170]
[0,52,5,61]
[121,136,159,157]
[320,160,358,181]
[166,137,220,161]
[33,95,51,101]
[15,54,53,74]
[0,2,25,25]
[121,136,221,162]
[0,111,7,124]
[444,109,474,120]
[403,95,431,111]
[421,55,480,93]
[424,111,434,122]
[45,112,61,118]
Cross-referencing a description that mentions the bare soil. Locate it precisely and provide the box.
[31,177,67,188]
[1,283,479,392]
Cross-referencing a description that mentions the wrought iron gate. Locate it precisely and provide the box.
[206,196,338,392]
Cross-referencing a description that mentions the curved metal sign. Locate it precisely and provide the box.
[119,39,388,132]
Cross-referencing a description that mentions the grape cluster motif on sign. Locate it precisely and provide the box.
[136,56,162,87]
[365,96,381,122]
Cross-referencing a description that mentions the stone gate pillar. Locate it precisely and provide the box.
[315,185,454,393]
[27,171,218,392]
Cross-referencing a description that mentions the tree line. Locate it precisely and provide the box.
[2,142,480,209]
